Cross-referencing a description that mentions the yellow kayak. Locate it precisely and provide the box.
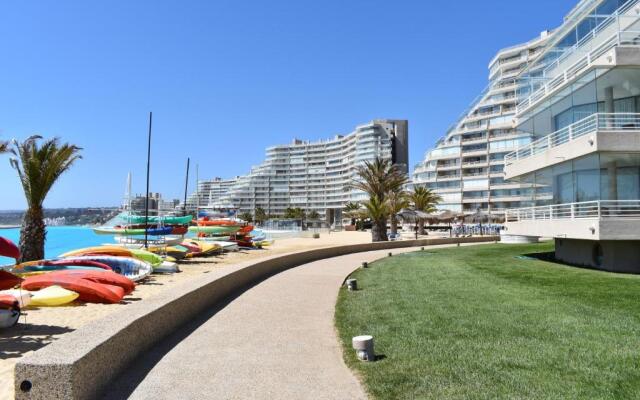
[30,286,79,307]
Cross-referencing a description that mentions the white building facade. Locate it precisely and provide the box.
[413,33,550,215]
[504,0,640,272]
[188,119,408,225]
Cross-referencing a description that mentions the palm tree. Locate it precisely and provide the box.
[254,207,267,224]
[410,186,442,235]
[362,196,389,241]
[307,210,320,220]
[10,136,82,262]
[352,158,408,242]
[343,202,361,226]
[239,211,253,223]
[387,190,409,236]
[0,140,8,154]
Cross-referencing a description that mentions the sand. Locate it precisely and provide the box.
[0,231,374,400]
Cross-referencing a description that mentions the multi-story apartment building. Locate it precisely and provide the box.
[504,0,640,272]
[187,119,408,225]
[413,32,550,215]
[185,177,238,210]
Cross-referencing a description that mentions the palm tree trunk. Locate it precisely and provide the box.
[19,206,46,262]
[390,216,398,235]
[371,218,388,242]
[418,219,425,235]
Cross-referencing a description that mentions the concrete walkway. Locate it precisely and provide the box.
[105,246,444,399]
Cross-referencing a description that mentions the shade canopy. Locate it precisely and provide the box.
[396,208,430,222]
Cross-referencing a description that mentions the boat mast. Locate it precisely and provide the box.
[195,163,200,219]
[144,112,152,249]
[183,157,190,216]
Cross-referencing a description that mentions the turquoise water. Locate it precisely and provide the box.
[0,226,107,264]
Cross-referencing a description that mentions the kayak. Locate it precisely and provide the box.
[0,308,20,328]
[188,225,242,235]
[115,235,185,247]
[0,237,20,260]
[0,289,32,308]
[196,219,243,226]
[0,294,19,310]
[93,227,174,236]
[181,240,220,257]
[0,270,23,290]
[30,285,79,307]
[118,214,193,225]
[61,247,164,268]
[199,240,239,252]
[147,246,188,260]
[22,270,134,303]
[62,256,152,282]
[153,261,180,274]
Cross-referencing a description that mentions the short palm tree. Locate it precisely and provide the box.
[254,207,267,224]
[353,158,408,242]
[343,201,361,226]
[10,136,82,262]
[410,186,442,234]
[362,195,389,241]
[387,190,409,235]
[239,211,253,223]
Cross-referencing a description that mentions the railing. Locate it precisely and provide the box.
[517,29,640,115]
[505,200,640,222]
[505,113,640,164]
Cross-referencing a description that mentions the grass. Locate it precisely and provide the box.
[335,242,640,399]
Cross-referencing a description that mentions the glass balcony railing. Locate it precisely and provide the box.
[505,113,640,164]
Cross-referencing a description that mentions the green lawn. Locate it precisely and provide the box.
[335,242,640,399]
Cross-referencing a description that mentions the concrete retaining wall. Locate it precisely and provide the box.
[14,236,496,399]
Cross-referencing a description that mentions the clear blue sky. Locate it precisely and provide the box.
[0,0,577,210]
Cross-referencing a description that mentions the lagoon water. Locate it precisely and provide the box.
[0,226,106,264]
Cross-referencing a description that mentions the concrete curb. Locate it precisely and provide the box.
[14,236,497,399]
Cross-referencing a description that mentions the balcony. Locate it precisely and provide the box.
[517,29,640,116]
[505,113,640,179]
[504,200,640,240]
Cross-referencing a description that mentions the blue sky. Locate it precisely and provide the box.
[0,0,577,210]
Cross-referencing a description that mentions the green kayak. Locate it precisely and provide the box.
[188,225,241,235]
[118,214,193,225]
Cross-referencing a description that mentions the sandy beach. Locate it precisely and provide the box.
[0,231,373,399]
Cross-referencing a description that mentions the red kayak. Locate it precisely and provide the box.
[0,270,23,290]
[40,259,113,271]
[22,270,135,303]
[0,237,20,260]
[0,294,19,310]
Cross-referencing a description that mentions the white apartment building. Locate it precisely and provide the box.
[187,119,408,225]
[185,177,238,210]
[412,32,550,215]
[504,0,640,272]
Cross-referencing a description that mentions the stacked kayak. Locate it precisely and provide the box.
[119,214,193,225]
[94,226,175,236]
[30,286,79,306]
[189,225,242,235]
[0,293,20,328]
[59,256,152,282]
[22,270,135,304]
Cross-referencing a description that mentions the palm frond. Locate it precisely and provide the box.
[10,136,82,208]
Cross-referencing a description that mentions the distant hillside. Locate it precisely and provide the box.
[0,207,119,226]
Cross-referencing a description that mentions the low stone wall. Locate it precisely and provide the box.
[14,236,497,400]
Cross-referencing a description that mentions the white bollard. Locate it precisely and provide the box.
[352,335,375,361]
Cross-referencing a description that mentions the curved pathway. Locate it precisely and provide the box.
[107,245,457,399]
